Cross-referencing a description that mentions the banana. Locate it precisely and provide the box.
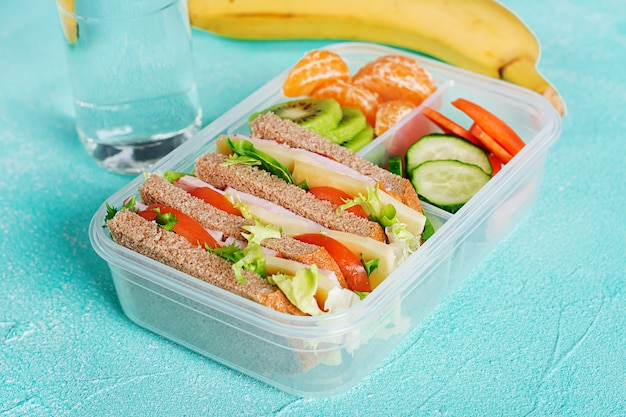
[57,0,78,45]
[188,0,565,116]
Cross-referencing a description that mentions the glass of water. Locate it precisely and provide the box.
[56,0,203,174]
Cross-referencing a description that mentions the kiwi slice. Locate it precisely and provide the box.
[325,107,368,144]
[343,124,374,153]
[250,98,342,135]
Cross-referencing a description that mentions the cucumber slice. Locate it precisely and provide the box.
[410,160,490,213]
[406,133,492,176]
[387,155,404,177]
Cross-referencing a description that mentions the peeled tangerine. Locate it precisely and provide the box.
[282,50,351,97]
[352,55,437,106]
[374,100,416,136]
[312,80,380,127]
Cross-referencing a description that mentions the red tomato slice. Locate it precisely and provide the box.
[139,204,219,249]
[308,186,369,219]
[180,184,242,217]
[294,233,371,292]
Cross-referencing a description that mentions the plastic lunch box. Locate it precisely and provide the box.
[89,42,562,398]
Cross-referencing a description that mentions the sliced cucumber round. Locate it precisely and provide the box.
[406,133,492,176]
[410,159,490,213]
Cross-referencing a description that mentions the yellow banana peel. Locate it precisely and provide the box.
[57,0,78,45]
[188,0,565,116]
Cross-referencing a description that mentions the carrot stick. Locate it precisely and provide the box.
[451,98,525,156]
[422,106,482,147]
[487,153,503,176]
[469,123,514,164]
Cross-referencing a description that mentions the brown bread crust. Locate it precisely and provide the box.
[250,112,423,213]
[139,174,347,288]
[195,152,387,242]
[140,174,247,238]
[108,210,304,316]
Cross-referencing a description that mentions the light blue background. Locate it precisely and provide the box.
[1,0,625,415]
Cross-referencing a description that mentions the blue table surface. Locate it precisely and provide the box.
[2,0,625,415]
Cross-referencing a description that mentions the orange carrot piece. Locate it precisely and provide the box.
[451,98,525,156]
[422,106,482,147]
[487,153,503,177]
[469,123,514,164]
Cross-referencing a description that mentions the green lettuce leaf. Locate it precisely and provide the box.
[362,256,379,277]
[151,207,178,231]
[386,223,421,264]
[241,221,281,245]
[223,154,262,167]
[209,239,268,285]
[210,242,246,264]
[268,266,324,316]
[229,243,266,284]
[162,171,191,183]
[103,196,137,228]
[339,184,397,227]
[340,184,420,260]
[222,137,294,184]
[232,199,254,220]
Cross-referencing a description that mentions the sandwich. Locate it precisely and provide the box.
[249,112,423,214]
[106,176,363,317]
[105,112,427,316]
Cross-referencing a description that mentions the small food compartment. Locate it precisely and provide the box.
[89,42,561,398]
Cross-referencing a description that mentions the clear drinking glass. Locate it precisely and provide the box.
[56,0,202,174]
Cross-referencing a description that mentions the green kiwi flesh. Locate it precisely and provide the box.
[325,107,368,144]
[250,98,343,135]
[343,124,374,152]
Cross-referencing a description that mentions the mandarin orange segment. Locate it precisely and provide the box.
[282,50,351,97]
[352,55,437,106]
[374,100,416,136]
[311,80,380,126]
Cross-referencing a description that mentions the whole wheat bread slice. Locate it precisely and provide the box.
[195,152,386,242]
[108,210,304,315]
[139,174,347,288]
[250,112,423,213]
